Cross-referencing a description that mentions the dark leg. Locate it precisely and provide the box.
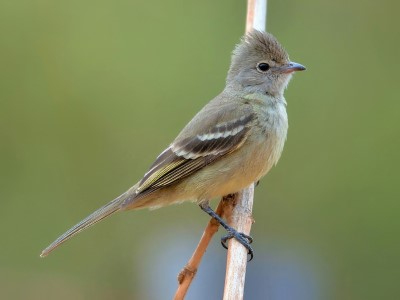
[199,202,254,261]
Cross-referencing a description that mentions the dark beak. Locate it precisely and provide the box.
[278,62,306,74]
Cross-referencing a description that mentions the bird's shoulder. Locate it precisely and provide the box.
[174,93,256,142]
[134,93,256,196]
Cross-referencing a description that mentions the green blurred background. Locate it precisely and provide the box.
[1,0,399,299]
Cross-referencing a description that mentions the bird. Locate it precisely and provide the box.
[40,30,305,259]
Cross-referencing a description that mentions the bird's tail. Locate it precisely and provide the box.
[40,191,131,257]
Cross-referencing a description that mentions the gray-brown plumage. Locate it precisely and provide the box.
[40,31,305,258]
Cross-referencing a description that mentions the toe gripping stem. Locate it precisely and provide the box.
[199,202,254,261]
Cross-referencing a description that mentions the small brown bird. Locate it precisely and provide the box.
[41,30,305,259]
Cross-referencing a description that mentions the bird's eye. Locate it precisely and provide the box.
[257,63,270,72]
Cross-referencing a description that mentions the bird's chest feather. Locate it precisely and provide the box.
[255,102,288,173]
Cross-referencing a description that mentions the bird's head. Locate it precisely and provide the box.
[227,30,305,97]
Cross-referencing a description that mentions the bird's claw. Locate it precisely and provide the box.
[221,230,254,261]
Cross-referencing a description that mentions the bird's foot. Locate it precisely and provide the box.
[199,201,255,261]
[221,229,254,261]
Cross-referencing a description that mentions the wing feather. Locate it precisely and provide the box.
[135,108,255,196]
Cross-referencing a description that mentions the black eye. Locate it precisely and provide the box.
[257,63,270,72]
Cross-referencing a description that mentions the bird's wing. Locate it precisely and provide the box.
[135,101,255,196]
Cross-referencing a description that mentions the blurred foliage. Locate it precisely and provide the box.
[0,0,399,299]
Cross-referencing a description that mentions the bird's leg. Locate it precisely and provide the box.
[199,202,254,261]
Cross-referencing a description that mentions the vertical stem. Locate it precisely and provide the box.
[222,187,255,300]
[246,0,267,33]
[222,1,266,299]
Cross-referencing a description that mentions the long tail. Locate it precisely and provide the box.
[40,191,131,257]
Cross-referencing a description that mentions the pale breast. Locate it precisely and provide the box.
[250,97,288,174]
[265,102,288,166]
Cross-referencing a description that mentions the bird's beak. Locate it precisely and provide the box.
[277,62,306,74]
